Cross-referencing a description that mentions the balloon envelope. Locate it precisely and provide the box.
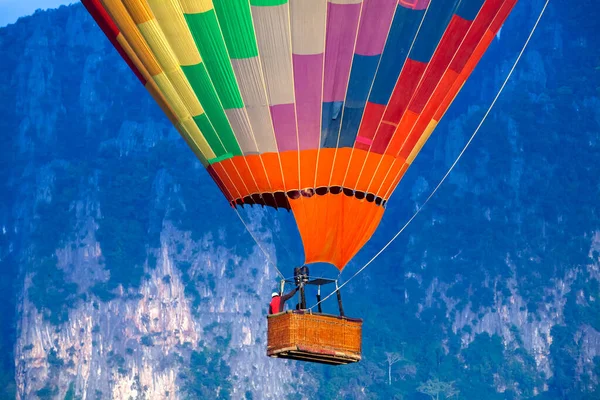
[83,0,517,270]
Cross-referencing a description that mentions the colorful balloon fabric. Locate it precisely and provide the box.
[83,0,517,270]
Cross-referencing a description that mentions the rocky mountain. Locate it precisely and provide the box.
[0,1,598,399]
[0,5,313,399]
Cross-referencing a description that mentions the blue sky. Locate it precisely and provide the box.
[0,0,73,27]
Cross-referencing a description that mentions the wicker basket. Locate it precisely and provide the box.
[267,310,362,365]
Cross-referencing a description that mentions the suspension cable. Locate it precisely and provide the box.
[234,207,285,279]
[310,0,550,311]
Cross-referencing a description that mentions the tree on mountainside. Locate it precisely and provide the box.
[385,352,403,385]
[417,378,459,400]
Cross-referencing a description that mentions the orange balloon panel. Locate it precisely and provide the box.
[290,194,385,271]
[213,149,394,269]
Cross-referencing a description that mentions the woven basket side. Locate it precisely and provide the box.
[292,313,362,354]
[267,313,294,351]
[268,312,362,357]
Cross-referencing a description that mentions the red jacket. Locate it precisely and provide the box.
[268,287,298,314]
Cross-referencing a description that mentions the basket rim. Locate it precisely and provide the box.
[267,310,363,323]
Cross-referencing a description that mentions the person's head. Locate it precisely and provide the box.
[271,292,280,298]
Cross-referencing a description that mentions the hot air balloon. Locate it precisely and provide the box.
[82,0,518,365]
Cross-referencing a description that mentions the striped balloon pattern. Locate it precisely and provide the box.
[83,0,518,270]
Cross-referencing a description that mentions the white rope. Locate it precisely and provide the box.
[310,0,550,311]
[234,208,285,279]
